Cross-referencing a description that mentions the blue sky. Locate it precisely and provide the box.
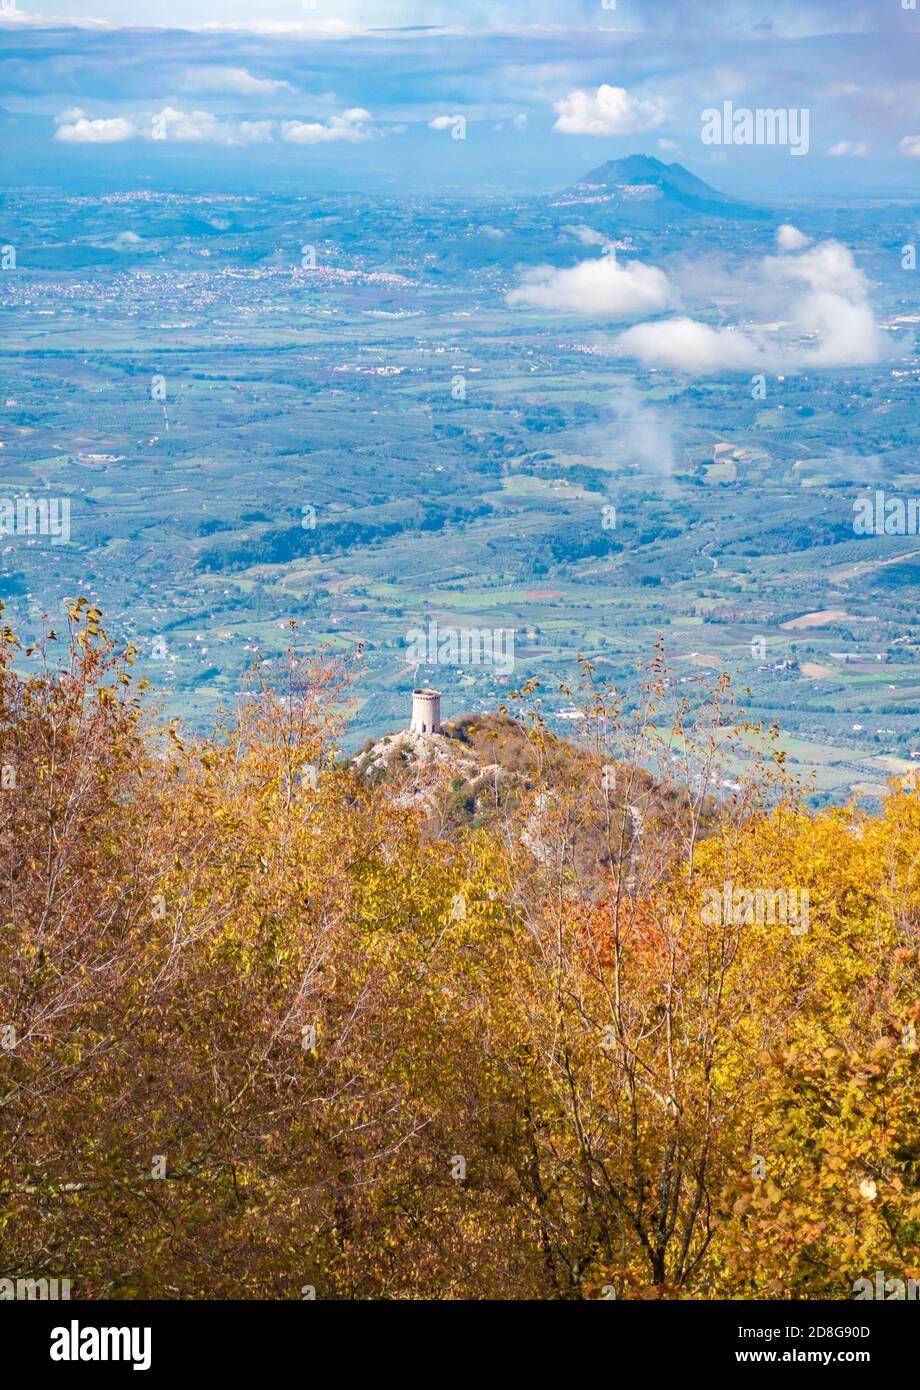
[1,0,918,195]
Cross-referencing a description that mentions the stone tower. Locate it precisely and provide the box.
[411,687,441,735]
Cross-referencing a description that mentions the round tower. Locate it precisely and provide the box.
[411,687,441,735]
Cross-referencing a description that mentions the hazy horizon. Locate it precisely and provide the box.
[1,0,919,197]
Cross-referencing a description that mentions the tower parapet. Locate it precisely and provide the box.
[411,688,441,735]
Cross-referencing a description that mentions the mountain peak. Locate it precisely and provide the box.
[576,154,729,199]
[558,153,763,221]
[596,153,670,175]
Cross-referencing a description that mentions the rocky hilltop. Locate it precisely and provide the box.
[352,710,692,886]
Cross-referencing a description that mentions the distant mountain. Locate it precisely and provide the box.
[556,154,764,221]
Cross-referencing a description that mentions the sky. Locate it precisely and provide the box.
[1,0,919,195]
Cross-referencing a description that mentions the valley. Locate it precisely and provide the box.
[1,160,918,802]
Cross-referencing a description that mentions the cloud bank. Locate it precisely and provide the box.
[54,105,377,146]
[615,233,887,373]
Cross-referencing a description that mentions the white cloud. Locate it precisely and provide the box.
[507,255,675,318]
[237,121,276,144]
[151,107,274,144]
[764,238,869,299]
[153,108,218,141]
[610,383,677,479]
[54,106,278,147]
[617,318,762,372]
[899,135,920,159]
[282,109,374,143]
[552,84,667,137]
[615,237,886,373]
[52,104,379,149]
[776,224,811,251]
[827,140,868,157]
[765,239,883,366]
[55,115,137,143]
[180,67,294,96]
[428,114,459,129]
[0,9,110,29]
[562,224,610,248]
[790,291,883,367]
[513,113,528,130]
[191,20,366,38]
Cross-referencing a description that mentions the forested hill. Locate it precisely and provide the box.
[1,601,917,1300]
